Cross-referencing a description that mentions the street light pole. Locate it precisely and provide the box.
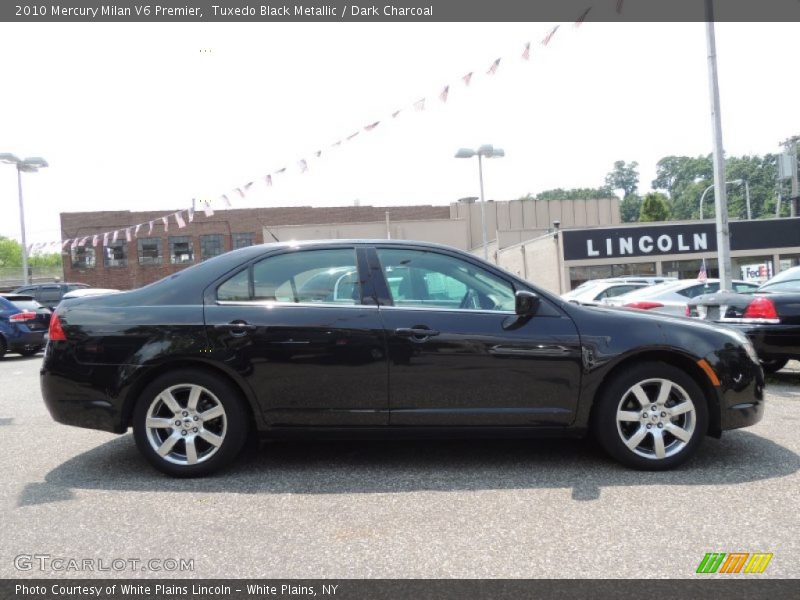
[699,179,742,220]
[0,154,49,286]
[455,144,504,263]
[16,166,29,285]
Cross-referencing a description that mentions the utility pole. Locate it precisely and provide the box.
[780,135,799,217]
[705,0,732,291]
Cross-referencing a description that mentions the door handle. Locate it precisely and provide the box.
[214,321,258,337]
[395,327,440,339]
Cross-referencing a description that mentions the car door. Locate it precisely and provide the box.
[203,245,389,427]
[369,246,583,427]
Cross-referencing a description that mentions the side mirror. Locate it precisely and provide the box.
[515,290,540,317]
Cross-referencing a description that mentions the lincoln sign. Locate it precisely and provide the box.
[562,219,800,261]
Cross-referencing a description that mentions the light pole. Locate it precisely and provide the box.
[455,144,505,262]
[0,154,49,285]
[699,179,744,220]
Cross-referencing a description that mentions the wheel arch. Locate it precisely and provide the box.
[588,349,722,438]
[120,359,262,433]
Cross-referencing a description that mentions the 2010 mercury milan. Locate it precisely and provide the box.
[41,240,764,477]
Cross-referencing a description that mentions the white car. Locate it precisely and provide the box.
[561,279,652,306]
[602,278,760,316]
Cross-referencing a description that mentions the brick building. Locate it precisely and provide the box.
[60,205,450,289]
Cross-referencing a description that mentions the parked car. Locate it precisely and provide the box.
[41,240,764,477]
[603,278,760,316]
[12,282,89,310]
[687,265,800,373]
[0,294,52,358]
[562,279,651,306]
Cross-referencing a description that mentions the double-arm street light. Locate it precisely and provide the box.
[699,178,750,221]
[455,144,505,262]
[0,154,49,285]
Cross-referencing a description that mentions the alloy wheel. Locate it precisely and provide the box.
[615,378,696,460]
[144,384,227,466]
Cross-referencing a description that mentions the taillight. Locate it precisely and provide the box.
[743,297,778,320]
[48,313,67,341]
[685,305,691,317]
[9,311,36,322]
[624,301,664,310]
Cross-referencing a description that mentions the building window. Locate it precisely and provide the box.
[662,259,718,280]
[169,236,194,264]
[200,234,225,261]
[104,241,128,267]
[138,238,162,266]
[568,262,656,290]
[71,246,96,269]
[233,232,255,249]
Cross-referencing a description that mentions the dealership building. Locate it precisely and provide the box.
[59,199,800,294]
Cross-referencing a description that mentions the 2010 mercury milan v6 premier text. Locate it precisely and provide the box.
[40,240,764,476]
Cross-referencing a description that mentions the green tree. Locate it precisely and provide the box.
[605,160,639,197]
[0,236,22,268]
[619,194,642,222]
[639,192,671,222]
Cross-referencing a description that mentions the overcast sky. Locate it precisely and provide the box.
[0,21,797,245]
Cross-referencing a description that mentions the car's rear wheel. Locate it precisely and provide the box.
[594,362,708,470]
[760,358,788,374]
[133,370,248,477]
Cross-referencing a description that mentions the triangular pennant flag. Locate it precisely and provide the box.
[134,224,142,238]
[244,182,254,192]
[235,187,245,199]
[315,150,322,158]
[103,232,109,246]
[522,42,531,60]
[148,221,154,235]
[265,175,273,187]
[92,235,100,247]
[175,211,186,228]
[222,194,232,208]
[391,109,402,118]
[542,25,560,46]
[487,58,501,75]
[203,201,214,217]
[575,6,592,26]
[187,207,195,222]
[332,140,343,147]
[462,72,473,86]
[346,131,360,141]
[299,159,309,173]
[275,167,286,174]
[112,230,119,243]
[70,239,78,251]
[62,240,72,250]
[364,121,380,131]
[78,237,88,247]
[125,227,132,242]
[413,98,425,111]
[439,85,449,103]
[162,216,169,231]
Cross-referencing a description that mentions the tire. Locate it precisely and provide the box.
[0,337,6,360]
[760,358,788,374]
[594,362,708,470]
[18,347,42,357]
[133,369,249,477]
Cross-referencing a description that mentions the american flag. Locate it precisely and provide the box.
[575,7,591,27]
[462,72,473,86]
[542,25,560,46]
[487,58,501,75]
[522,42,531,61]
[439,85,449,103]
[698,260,708,282]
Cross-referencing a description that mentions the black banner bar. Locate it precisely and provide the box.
[2,0,799,23]
[2,579,799,600]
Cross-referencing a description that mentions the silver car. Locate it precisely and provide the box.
[602,278,760,316]
[562,279,651,306]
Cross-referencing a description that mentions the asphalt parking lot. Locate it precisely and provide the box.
[0,356,798,579]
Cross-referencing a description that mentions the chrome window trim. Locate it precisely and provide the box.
[216,300,378,310]
[378,304,515,316]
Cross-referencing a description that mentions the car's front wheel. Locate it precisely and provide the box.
[133,370,248,477]
[760,358,788,374]
[594,362,708,470]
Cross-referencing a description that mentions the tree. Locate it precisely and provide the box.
[0,237,22,268]
[639,192,671,222]
[605,160,639,197]
[619,194,642,222]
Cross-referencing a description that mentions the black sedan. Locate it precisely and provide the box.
[687,265,800,373]
[41,240,764,476]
